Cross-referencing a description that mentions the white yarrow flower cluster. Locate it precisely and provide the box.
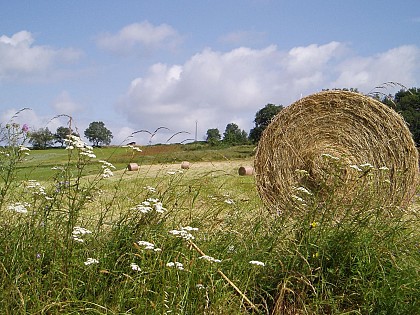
[350,164,363,172]
[199,255,222,263]
[84,258,99,265]
[64,135,86,150]
[166,261,184,270]
[144,185,157,193]
[169,226,198,241]
[350,162,374,172]
[72,226,92,243]
[130,263,141,271]
[293,186,313,196]
[8,202,30,214]
[137,240,162,252]
[321,153,340,161]
[19,146,30,155]
[123,144,142,152]
[98,160,116,178]
[131,198,167,214]
[224,198,235,205]
[359,163,373,169]
[249,260,265,266]
[26,179,47,195]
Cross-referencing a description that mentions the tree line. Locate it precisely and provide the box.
[28,121,113,149]
[207,87,420,147]
[27,88,420,149]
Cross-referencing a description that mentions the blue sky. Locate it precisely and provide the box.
[1,0,419,145]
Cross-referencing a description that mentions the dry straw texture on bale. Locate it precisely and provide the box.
[254,90,419,214]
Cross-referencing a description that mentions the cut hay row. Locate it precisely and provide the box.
[254,90,419,215]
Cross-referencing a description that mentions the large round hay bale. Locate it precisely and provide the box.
[238,166,254,176]
[181,161,190,169]
[127,163,139,171]
[254,90,419,214]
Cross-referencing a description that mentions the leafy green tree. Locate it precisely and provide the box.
[383,88,420,145]
[29,127,55,149]
[55,126,79,147]
[249,103,283,143]
[84,121,113,147]
[206,128,221,146]
[223,123,248,145]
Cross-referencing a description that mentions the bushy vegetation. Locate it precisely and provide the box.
[0,122,419,314]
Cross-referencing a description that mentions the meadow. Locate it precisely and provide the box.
[0,128,419,314]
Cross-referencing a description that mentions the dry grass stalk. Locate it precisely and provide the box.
[254,90,419,215]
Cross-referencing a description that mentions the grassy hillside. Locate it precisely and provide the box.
[1,137,419,314]
[16,143,255,181]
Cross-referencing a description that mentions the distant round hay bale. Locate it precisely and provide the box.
[254,90,419,214]
[238,166,254,176]
[127,163,139,171]
[181,161,190,169]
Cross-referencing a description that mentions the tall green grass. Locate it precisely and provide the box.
[0,123,419,314]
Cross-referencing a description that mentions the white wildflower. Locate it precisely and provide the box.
[169,229,195,240]
[130,263,141,271]
[166,261,184,270]
[102,168,114,178]
[224,199,235,205]
[182,226,199,231]
[144,186,156,193]
[199,255,222,263]
[98,160,116,169]
[293,186,313,195]
[131,198,167,214]
[137,240,156,250]
[350,165,363,172]
[123,144,142,152]
[84,258,99,265]
[291,195,305,203]
[19,146,30,152]
[321,153,340,160]
[169,226,198,241]
[360,163,373,169]
[154,202,167,213]
[8,202,30,214]
[196,284,206,290]
[249,260,265,266]
[72,226,92,242]
[72,226,92,236]
[136,206,152,213]
[80,151,96,158]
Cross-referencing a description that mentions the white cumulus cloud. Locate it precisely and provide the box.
[0,31,82,82]
[96,21,182,55]
[116,42,420,144]
[117,42,344,139]
[51,91,81,116]
[333,45,420,92]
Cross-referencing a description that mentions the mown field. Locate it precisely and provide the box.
[1,140,419,314]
